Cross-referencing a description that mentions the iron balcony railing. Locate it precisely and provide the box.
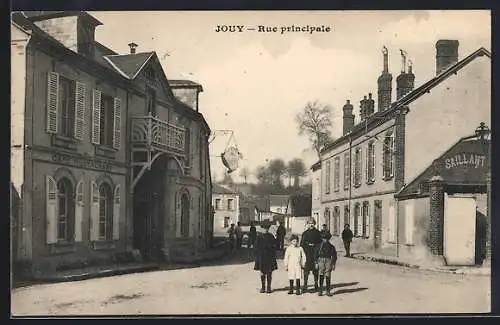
[131,114,186,154]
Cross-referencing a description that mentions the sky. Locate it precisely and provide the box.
[89,10,491,183]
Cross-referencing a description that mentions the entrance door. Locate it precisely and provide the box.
[133,197,154,260]
[180,193,190,237]
[373,200,382,250]
[444,195,476,266]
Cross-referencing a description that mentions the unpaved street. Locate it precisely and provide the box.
[11,249,490,315]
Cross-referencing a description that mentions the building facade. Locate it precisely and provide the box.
[310,161,321,226]
[11,11,213,278]
[319,39,490,264]
[212,184,240,232]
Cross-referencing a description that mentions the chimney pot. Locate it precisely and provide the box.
[128,42,138,54]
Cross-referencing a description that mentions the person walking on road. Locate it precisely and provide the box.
[254,220,278,294]
[341,224,354,257]
[314,231,338,296]
[284,234,306,295]
[276,221,286,251]
[249,222,257,248]
[235,221,243,249]
[300,218,322,293]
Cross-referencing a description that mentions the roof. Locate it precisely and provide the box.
[104,52,155,79]
[169,79,204,91]
[322,46,491,153]
[396,134,490,199]
[212,184,237,195]
[269,195,289,207]
[24,11,102,27]
[311,160,321,171]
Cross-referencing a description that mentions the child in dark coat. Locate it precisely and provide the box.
[254,220,278,293]
[314,231,338,296]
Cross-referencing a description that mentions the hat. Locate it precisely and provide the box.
[321,231,332,240]
[261,220,271,229]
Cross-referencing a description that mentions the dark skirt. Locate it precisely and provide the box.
[254,233,278,273]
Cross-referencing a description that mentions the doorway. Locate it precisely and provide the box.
[180,192,190,237]
[373,200,382,250]
[444,195,476,266]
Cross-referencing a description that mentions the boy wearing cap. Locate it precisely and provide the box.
[314,231,338,296]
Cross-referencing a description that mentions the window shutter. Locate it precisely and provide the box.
[91,90,102,144]
[113,97,122,149]
[113,184,121,240]
[74,180,84,242]
[357,207,363,236]
[388,205,396,242]
[390,134,395,177]
[46,72,59,134]
[90,181,100,241]
[46,175,58,244]
[364,205,370,237]
[74,82,86,140]
[372,144,376,181]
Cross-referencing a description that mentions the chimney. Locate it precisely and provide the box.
[396,50,415,100]
[29,11,102,58]
[436,40,459,75]
[342,100,355,135]
[366,93,375,116]
[360,96,368,121]
[377,46,393,112]
[128,42,138,54]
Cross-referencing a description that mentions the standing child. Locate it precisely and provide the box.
[314,231,338,296]
[284,234,306,295]
[254,220,278,293]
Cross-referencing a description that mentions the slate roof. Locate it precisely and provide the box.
[104,52,155,79]
[322,46,491,153]
[212,184,238,195]
[269,195,290,207]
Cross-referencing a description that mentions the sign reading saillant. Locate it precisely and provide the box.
[444,153,486,169]
[51,153,112,171]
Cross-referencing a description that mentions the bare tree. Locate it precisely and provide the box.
[239,167,250,184]
[287,158,308,188]
[296,100,334,158]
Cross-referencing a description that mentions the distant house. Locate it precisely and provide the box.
[285,194,313,233]
[269,195,290,215]
[238,193,257,224]
[212,184,239,232]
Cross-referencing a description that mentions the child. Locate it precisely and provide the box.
[284,234,306,295]
[314,231,338,296]
[254,220,278,293]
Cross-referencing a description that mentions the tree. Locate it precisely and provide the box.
[255,165,272,185]
[268,159,287,188]
[296,100,334,158]
[239,167,250,184]
[287,158,307,188]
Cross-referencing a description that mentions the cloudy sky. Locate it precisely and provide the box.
[89,10,491,183]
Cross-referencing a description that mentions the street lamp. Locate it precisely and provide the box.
[475,122,491,265]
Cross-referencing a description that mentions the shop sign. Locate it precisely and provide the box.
[51,153,112,171]
[444,153,486,170]
[221,146,242,173]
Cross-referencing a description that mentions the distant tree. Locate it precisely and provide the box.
[287,158,308,188]
[296,100,334,158]
[255,165,272,185]
[268,159,287,188]
[239,167,250,184]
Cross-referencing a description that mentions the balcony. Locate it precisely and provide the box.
[131,114,186,156]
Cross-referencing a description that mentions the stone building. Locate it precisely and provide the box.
[319,39,490,265]
[10,11,213,278]
[310,161,322,226]
[212,184,239,232]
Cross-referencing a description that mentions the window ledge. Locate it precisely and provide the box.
[405,243,415,247]
[49,242,76,255]
[51,135,78,150]
[94,145,116,159]
[92,241,116,250]
[383,176,394,182]
[387,241,397,244]
[353,184,361,188]
[366,180,375,185]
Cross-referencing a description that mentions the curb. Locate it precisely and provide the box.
[352,255,491,276]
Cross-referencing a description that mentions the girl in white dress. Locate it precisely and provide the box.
[284,234,306,295]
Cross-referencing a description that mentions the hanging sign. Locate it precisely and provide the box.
[221,146,242,173]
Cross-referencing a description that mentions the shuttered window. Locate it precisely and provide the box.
[354,148,362,187]
[367,141,375,183]
[362,201,370,238]
[353,203,361,236]
[325,160,331,194]
[333,157,340,191]
[75,180,84,242]
[46,72,86,139]
[383,129,395,179]
[92,90,121,149]
[344,152,350,190]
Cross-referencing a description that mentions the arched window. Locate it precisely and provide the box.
[353,203,361,237]
[383,129,395,179]
[362,201,370,238]
[324,208,331,231]
[57,178,74,242]
[98,182,114,240]
[333,206,340,235]
[367,141,375,183]
[354,148,362,187]
[181,192,190,237]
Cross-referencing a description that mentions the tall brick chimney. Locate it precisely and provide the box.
[342,100,355,135]
[366,93,375,116]
[436,40,459,75]
[359,95,368,121]
[377,46,392,112]
[29,11,102,58]
[396,50,415,100]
